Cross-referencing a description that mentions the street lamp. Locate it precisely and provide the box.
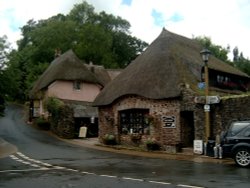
[200,48,211,143]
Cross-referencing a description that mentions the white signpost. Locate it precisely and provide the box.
[194,140,203,154]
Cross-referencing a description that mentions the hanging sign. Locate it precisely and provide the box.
[162,115,176,128]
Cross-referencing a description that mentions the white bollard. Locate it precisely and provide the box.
[219,146,223,159]
[213,146,218,158]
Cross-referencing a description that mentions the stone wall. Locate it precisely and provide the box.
[194,95,250,140]
[50,105,75,139]
[213,95,250,134]
[98,95,182,150]
[98,88,250,152]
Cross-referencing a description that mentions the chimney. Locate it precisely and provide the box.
[54,48,61,58]
[89,61,95,73]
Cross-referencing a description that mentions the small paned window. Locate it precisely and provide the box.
[119,109,150,135]
[73,81,81,90]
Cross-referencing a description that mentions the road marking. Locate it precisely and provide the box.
[0,168,50,173]
[149,180,171,185]
[9,155,17,159]
[53,166,66,170]
[177,184,204,188]
[8,152,204,188]
[81,171,96,175]
[100,175,117,178]
[30,164,41,168]
[122,177,144,182]
[66,168,79,172]
[12,152,53,168]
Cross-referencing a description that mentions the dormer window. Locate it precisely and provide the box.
[73,80,81,90]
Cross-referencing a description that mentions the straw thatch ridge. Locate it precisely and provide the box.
[30,49,109,98]
[94,28,249,106]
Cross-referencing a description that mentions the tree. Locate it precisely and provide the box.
[0,35,9,70]
[4,1,148,101]
[68,1,95,25]
[0,35,9,114]
[195,36,230,63]
[233,46,239,62]
[233,47,250,76]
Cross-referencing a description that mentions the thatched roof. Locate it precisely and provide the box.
[62,99,98,118]
[30,49,110,98]
[94,28,249,106]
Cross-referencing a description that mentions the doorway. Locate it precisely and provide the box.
[180,111,194,147]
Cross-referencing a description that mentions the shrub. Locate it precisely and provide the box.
[34,117,50,130]
[45,97,64,116]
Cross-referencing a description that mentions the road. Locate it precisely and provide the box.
[0,104,249,188]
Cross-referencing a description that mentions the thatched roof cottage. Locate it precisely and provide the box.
[94,28,250,152]
[30,49,119,138]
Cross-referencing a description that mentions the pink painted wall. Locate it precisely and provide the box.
[47,80,101,102]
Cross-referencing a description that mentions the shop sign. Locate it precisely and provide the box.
[162,115,176,128]
[194,140,203,154]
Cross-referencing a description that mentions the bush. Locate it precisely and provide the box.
[45,97,64,116]
[34,117,50,130]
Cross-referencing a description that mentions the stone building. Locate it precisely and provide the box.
[94,28,250,152]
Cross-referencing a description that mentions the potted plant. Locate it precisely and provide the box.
[130,133,142,142]
[103,134,116,145]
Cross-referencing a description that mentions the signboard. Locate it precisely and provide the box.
[194,140,203,154]
[194,96,206,104]
[207,96,220,104]
[79,127,87,138]
[198,82,206,90]
[204,104,210,112]
[194,96,220,104]
[162,116,176,128]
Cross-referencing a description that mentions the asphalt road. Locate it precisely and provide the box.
[0,104,249,188]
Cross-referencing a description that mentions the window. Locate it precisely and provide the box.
[228,122,250,136]
[119,109,150,135]
[73,81,81,90]
[243,128,250,137]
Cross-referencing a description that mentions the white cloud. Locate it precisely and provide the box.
[0,0,82,48]
[0,0,250,58]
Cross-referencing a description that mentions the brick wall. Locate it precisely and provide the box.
[98,95,181,149]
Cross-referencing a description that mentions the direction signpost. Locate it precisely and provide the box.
[194,96,220,104]
[207,96,220,104]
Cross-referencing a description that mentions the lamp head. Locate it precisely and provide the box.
[200,49,211,63]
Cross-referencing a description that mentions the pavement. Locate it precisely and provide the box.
[0,138,18,158]
[59,137,234,165]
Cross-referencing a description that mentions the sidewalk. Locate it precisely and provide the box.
[62,137,234,165]
[0,138,17,158]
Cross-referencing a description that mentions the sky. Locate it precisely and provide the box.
[1,0,250,59]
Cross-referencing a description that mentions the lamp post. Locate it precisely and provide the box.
[200,49,211,143]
